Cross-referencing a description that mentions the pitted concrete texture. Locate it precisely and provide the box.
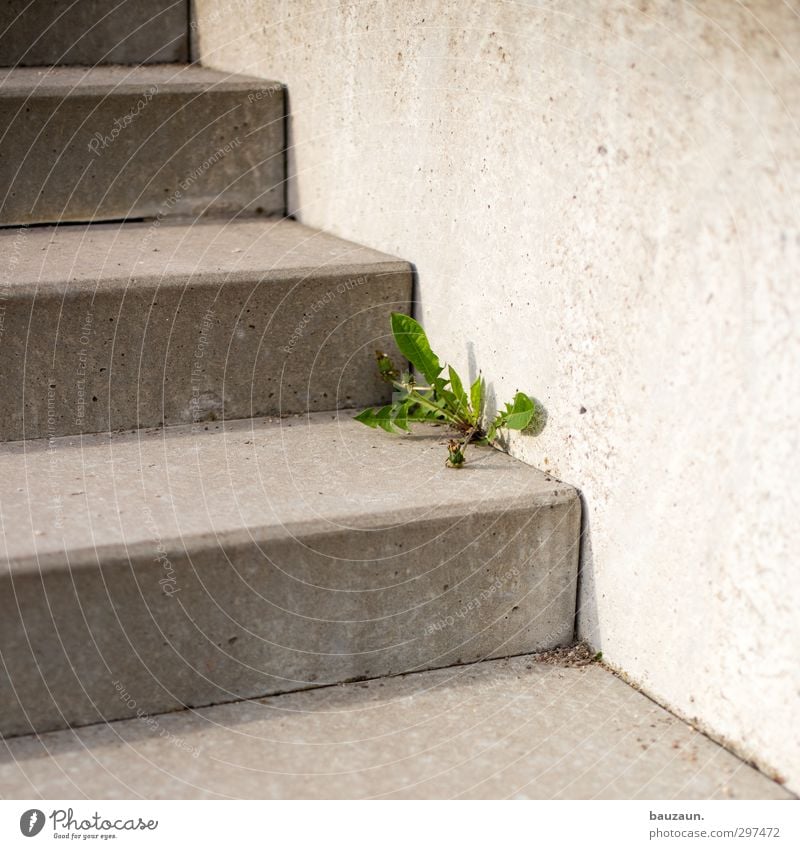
[0,656,790,800]
[193,0,800,792]
[0,413,580,736]
[0,218,411,440]
[0,1,189,67]
[0,65,284,225]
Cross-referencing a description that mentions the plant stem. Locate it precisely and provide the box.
[392,382,462,427]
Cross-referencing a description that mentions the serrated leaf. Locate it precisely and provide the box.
[413,399,445,422]
[448,366,469,416]
[504,392,535,430]
[393,401,410,431]
[390,312,443,386]
[470,374,483,419]
[354,407,380,428]
[374,405,398,434]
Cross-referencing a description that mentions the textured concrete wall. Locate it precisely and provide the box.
[194,0,800,791]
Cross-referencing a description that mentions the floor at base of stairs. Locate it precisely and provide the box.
[0,656,790,800]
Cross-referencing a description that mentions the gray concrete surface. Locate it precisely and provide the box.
[0,412,580,736]
[193,0,800,792]
[0,656,790,799]
[0,1,189,67]
[0,65,284,225]
[0,217,411,440]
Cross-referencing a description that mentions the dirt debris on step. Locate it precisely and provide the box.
[529,641,601,667]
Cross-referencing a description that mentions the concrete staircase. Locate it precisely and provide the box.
[0,1,580,741]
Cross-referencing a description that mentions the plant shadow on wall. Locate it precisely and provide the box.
[355,313,547,467]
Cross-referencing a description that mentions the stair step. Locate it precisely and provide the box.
[0,64,284,226]
[0,217,411,441]
[0,412,580,737]
[0,1,189,67]
[0,656,788,799]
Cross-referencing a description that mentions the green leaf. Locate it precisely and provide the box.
[393,400,410,432]
[437,385,459,413]
[406,410,444,424]
[486,392,534,440]
[354,407,380,428]
[356,399,426,433]
[374,405,398,434]
[407,388,454,423]
[504,392,535,430]
[390,312,443,386]
[448,366,469,417]
[470,374,483,420]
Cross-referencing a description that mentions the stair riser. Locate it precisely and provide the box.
[0,500,580,736]
[0,84,284,226]
[0,267,411,441]
[0,1,189,67]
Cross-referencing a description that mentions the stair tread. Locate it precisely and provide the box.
[0,656,788,800]
[0,412,574,570]
[0,217,409,294]
[0,63,280,97]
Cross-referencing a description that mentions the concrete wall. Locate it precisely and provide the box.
[194,0,800,792]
